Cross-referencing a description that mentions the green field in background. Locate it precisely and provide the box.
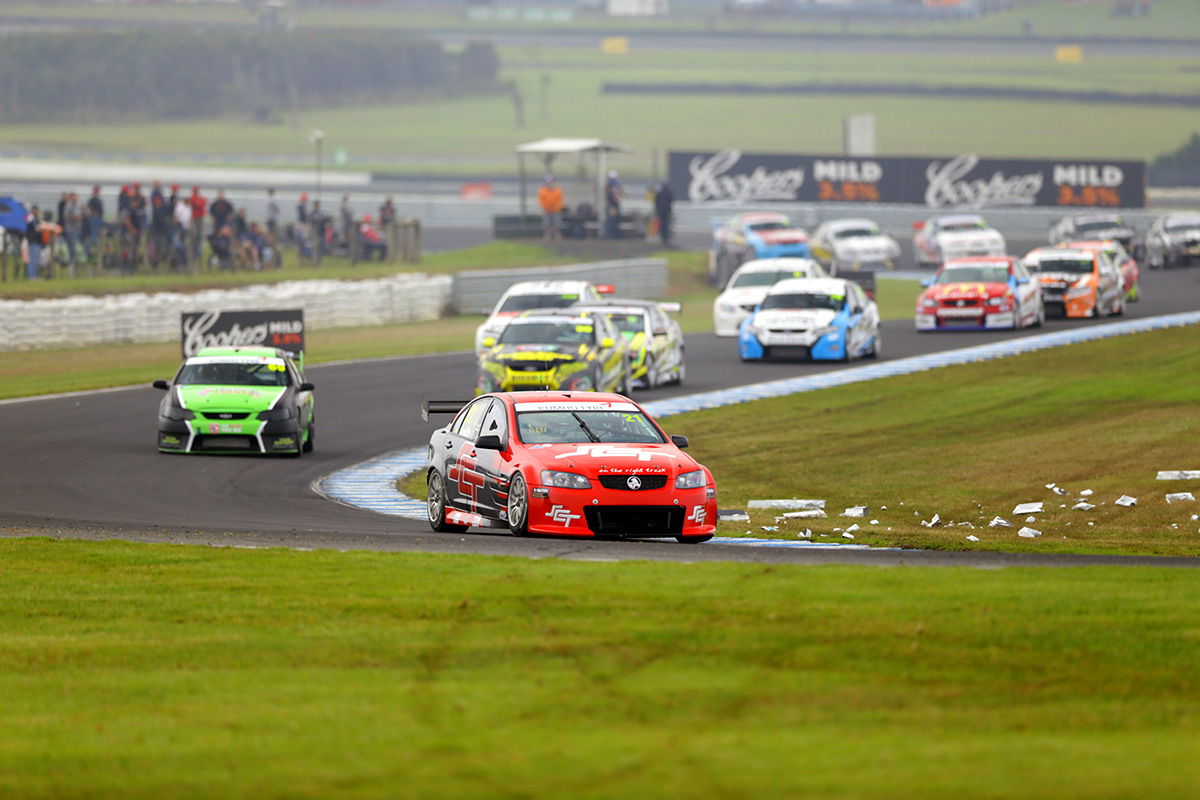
[0,37,1194,175]
[0,537,1197,800]
[0,0,1195,40]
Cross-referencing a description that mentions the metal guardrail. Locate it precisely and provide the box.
[450,258,668,315]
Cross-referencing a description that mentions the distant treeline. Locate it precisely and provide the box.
[0,30,500,122]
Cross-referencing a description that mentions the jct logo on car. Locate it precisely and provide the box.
[689,506,707,525]
[547,505,580,526]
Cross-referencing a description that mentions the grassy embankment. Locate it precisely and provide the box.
[0,35,1194,175]
[403,324,1200,558]
[0,536,1197,799]
[0,244,920,399]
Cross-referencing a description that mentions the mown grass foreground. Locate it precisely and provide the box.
[0,537,1197,800]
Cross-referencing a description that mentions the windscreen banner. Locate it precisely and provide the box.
[180,309,305,358]
[669,150,1146,208]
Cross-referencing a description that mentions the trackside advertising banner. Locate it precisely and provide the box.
[669,150,1146,208]
[180,310,305,358]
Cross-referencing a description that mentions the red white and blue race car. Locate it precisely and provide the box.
[422,392,717,543]
[915,256,1044,331]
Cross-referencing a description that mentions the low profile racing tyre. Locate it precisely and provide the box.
[669,356,685,386]
[676,534,713,544]
[867,333,882,359]
[302,420,315,453]
[428,471,468,533]
[508,474,531,537]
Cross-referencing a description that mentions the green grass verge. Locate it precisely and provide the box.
[0,537,1197,799]
[672,325,1200,556]
[0,243,919,399]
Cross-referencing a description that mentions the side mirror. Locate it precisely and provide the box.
[912,221,925,231]
[600,337,615,348]
[920,278,933,287]
[152,379,170,390]
[1015,277,1029,285]
[476,434,504,451]
[595,284,615,295]
[482,336,496,348]
[299,382,315,392]
[653,328,668,336]
[670,434,689,450]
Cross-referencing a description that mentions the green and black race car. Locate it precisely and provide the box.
[475,309,631,395]
[153,346,315,455]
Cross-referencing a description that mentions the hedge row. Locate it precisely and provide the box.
[0,30,499,122]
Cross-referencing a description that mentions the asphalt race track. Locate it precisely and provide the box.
[3,254,1199,568]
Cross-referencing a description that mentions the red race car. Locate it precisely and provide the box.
[422,392,717,543]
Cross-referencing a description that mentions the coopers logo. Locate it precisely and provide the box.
[181,310,305,358]
[669,150,1145,208]
[924,154,1043,209]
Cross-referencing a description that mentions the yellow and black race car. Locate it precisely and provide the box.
[476,309,631,395]
[574,298,686,389]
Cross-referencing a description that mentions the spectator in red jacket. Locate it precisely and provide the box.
[188,187,207,262]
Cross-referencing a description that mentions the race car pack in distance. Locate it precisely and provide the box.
[423,392,717,543]
[154,346,315,456]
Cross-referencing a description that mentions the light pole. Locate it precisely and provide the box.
[308,129,324,202]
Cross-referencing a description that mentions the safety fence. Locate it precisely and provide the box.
[0,273,452,352]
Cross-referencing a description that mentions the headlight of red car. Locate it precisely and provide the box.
[675,470,706,489]
[540,470,591,489]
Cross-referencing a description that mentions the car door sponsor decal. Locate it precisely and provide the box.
[448,443,486,511]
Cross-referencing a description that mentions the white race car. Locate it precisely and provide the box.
[474,280,611,355]
[1144,212,1200,270]
[810,218,901,274]
[912,214,1006,269]
[712,258,827,337]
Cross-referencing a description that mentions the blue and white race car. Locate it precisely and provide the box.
[738,277,881,362]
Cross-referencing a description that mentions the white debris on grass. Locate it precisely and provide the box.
[1025,516,1038,523]
[1088,522,1095,526]
[798,529,812,539]
[1018,527,1042,538]
[845,524,861,533]
[1079,489,1094,497]
[989,517,1013,528]
[719,510,750,522]
[1073,502,1096,511]
[870,519,880,525]
[1165,492,1196,504]
[842,532,855,539]
[1157,470,1200,480]
[966,535,980,542]
[957,521,975,528]
[920,513,941,528]
[1115,495,1138,507]
[761,526,779,532]
[783,509,826,520]
[1192,514,1199,522]
[747,499,826,510]
[840,505,867,518]
[1014,502,1044,515]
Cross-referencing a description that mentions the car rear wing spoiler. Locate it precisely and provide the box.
[421,399,470,422]
[657,302,682,313]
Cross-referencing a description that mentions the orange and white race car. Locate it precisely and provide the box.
[1066,239,1141,303]
[1021,246,1125,319]
[915,256,1043,331]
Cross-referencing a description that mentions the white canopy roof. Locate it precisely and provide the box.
[516,138,630,155]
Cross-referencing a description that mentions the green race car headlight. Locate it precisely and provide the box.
[257,406,295,422]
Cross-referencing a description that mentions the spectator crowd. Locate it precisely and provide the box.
[13,184,399,280]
